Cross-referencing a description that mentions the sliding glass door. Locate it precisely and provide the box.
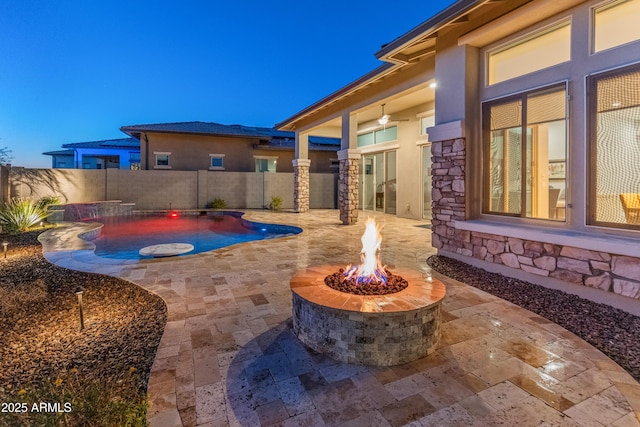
[362,151,397,214]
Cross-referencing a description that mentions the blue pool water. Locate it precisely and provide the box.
[83,212,302,260]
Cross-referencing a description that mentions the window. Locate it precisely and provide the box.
[357,125,397,147]
[209,154,225,170]
[593,0,640,53]
[129,152,140,170]
[420,116,435,136]
[588,64,640,229]
[154,152,171,168]
[255,156,277,172]
[483,84,567,220]
[487,21,571,85]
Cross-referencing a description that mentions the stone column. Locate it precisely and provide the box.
[338,149,359,225]
[293,132,310,213]
[431,138,467,253]
[293,159,310,213]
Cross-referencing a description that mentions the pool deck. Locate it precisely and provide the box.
[41,210,640,427]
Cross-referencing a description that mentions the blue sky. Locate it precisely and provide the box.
[0,0,453,167]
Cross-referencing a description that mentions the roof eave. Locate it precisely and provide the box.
[275,1,487,131]
[120,126,272,141]
[375,0,484,60]
[275,62,396,131]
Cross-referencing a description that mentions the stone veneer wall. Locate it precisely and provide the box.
[339,159,359,225]
[431,138,467,253]
[293,163,310,213]
[431,137,640,300]
[456,232,640,299]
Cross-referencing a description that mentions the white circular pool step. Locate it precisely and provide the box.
[139,243,194,257]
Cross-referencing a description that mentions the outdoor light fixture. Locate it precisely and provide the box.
[75,286,85,330]
[2,242,7,259]
[429,82,437,88]
[377,104,390,126]
[40,221,44,228]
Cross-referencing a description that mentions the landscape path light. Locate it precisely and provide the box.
[75,286,85,330]
[2,242,8,258]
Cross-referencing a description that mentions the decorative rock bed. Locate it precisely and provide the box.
[290,265,446,366]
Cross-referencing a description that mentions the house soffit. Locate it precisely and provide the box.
[282,59,434,133]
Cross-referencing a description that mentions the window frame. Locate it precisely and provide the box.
[254,155,278,173]
[481,82,568,220]
[485,18,572,86]
[209,154,225,170]
[587,62,640,230]
[357,125,398,147]
[592,0,640,54]
[154,152,171,169]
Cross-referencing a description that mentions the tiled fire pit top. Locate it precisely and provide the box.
[290,264,446,313]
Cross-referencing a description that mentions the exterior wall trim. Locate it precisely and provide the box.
[426,120,465,141]
[456,219,640,258]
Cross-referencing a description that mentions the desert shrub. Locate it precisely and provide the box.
[269,195,283,211]
[208,198,226,209]
[0,198,50,233]
[1,368,147,427]
[35,195,62,210]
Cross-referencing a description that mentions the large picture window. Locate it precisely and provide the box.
[593,0,640,53]
[483,84,567,220]
[588,65,640,228]
[487,21,571,85]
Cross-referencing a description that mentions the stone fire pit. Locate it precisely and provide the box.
[290,265,446,366]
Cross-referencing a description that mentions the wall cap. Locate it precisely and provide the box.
[337,149,360,160]
[427,120,465,142]
[455,219,640,258]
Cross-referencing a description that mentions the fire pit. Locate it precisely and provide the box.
[290,219,445,366]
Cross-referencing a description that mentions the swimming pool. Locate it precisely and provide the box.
[81,212,302,260]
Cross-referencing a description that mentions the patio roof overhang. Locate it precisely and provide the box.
[275,0,489,133]
[276,0,585,134]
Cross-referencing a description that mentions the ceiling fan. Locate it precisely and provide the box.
[377,104,409,128]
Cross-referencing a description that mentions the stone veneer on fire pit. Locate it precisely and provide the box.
[290,265,446,366]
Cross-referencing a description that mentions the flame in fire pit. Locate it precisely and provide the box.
[344,218,387,285]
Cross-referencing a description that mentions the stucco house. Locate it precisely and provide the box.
[43,138,141,169]
[120,121,340,173]
[278,0,640,305]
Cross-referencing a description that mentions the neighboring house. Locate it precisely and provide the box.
[43,138,141,169]
[120,121,340,173]
[278,0,640,302]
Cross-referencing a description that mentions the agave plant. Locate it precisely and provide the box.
[0,198,51,232]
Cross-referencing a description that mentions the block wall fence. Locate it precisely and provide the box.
[7,168,337,211]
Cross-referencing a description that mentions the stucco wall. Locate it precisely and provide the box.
[394,104,432,220]
[8,168,336,211]
[140,131,337,173]
[10,168,106,203]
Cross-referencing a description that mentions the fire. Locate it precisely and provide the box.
[344,218,387,285]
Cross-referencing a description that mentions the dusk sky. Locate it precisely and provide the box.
[1,0,453,168]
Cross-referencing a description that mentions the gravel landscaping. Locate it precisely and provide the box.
[0,230,166,424]
[428,254,640,382]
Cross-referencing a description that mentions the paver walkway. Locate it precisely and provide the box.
[41,210,640,426]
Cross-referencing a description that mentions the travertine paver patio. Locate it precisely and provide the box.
[41,210,640,426]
